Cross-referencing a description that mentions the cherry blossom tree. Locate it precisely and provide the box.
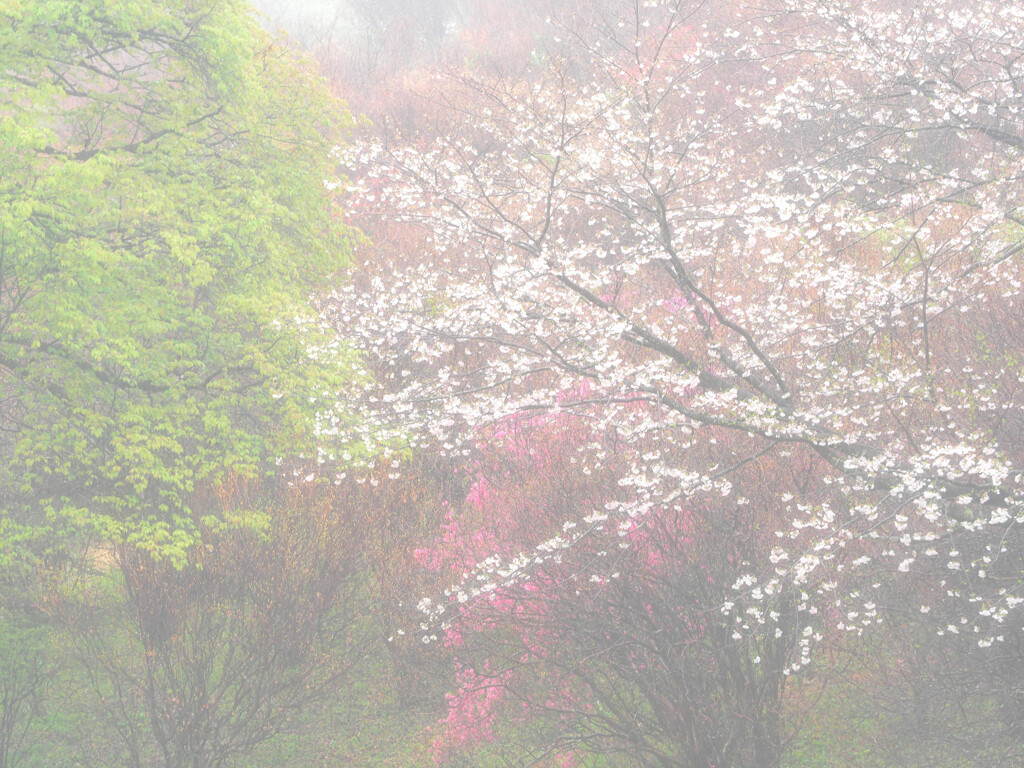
[330,0,1024,669]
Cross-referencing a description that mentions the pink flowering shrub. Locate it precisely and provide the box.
[416,408,826,768]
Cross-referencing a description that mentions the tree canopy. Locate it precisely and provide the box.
[0,0,354,564]
[335,0,1024,654]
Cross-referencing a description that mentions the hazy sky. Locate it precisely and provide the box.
[249,0,356,45]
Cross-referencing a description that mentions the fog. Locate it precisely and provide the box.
[4,1,1024,766]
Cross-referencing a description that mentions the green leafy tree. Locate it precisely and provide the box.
[0,0,354,564]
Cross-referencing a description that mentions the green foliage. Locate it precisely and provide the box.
[0,0,355,564]
[0,609,56,768]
